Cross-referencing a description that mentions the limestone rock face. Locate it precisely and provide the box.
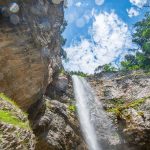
[33,98,86,150]
[52,0,64,5]
[0,0,64,110]
[88,71,150,149]
[55,76,68,92]
[46,75,74,102]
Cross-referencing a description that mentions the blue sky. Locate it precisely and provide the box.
[62,0,149,74]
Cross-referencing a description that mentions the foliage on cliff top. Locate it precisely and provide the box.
[120,13,150,71]
[68,71,90,77]
[59,68,90,77]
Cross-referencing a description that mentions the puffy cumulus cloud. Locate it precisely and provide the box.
[95,0,105,6]
[129,0,147,8]
[63,11,133,74]
[127,7,140,18]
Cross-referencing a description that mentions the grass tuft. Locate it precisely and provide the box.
[0,110,29,129]
[0,93,28,117]
[68,105,76,112]
[0,93,30,129]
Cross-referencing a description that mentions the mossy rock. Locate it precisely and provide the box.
[0,93,35,149]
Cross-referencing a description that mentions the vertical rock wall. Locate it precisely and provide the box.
[0,0,64,110]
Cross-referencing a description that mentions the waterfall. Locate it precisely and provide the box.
[72,75,100,150]
[72,75,119,150]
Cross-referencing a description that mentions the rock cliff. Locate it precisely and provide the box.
[0,0,86,150]
[0,1,150,150]
[0,0,63,111]
[88,71,150,150]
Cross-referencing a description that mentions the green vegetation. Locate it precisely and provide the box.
[94,63,117,73]
[0,93,29,129]
[0,93,28,116]
[121,13,150,71]
[59,68,66,76]
[68,105,76,112]
[96,13,150,73]
[0,93,18,108]
[58,68,91,78]
[68,71,89,77]
[107,97,148,117]
[0,110,29,129]
[103,64,117,72]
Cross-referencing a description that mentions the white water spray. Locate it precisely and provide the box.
[72,75,120,150]
[72,75,100,150]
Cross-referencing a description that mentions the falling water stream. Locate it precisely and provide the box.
[72,75,100,150]
[72,75,120,150]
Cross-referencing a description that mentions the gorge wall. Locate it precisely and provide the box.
[0,0,86,149]
[0,0,63,111]
[88,71,150,150]
[0,1,150,150]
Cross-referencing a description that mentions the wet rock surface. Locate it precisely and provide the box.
[88,71,150,150]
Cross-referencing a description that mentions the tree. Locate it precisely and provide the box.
[103,64,116,72]
[121,13,150,71]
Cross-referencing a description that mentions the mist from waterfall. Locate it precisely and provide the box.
[72,75,120,150]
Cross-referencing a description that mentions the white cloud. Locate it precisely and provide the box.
[75,2,82,7]
[129,0,147,8]
[127,7,140,17]
[63,11,133,74]
[95,0,105,6]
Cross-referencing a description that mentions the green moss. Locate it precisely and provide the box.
[137,111,144,117]
[0,93,18,108]
[0,93,28,117]
[0,110,29,129]
[107,97,148,116]
[0,93,30,129]
[68,105,76,112]
[59,68,66,76]
[109,98,124,105]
